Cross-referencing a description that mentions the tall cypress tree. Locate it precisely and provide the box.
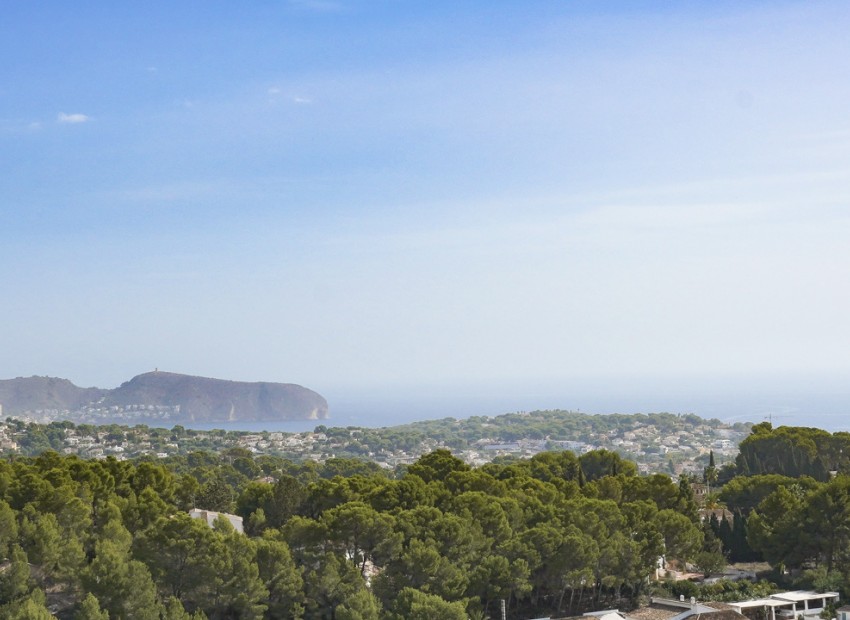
[731,509,759,562]
[717,515,733,556]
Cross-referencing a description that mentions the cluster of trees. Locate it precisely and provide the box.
[6,420,850,618]
[730,423,850,481]
[0,447,711,619]
[709,424,850,597]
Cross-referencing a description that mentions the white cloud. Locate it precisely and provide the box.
[268,87,281,95]
[292,96,312,104]
[0,118,45,133]
[57,112,90,124]
[1,118,42,133]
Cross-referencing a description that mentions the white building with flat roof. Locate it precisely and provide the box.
[188,508,244,534]
[730,591,839,620]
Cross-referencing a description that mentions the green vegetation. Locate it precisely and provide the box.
[3,420,850,618]
[0,446,701,618]
[732,422,850,481]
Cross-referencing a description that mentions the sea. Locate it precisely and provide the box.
[181,377,850,434]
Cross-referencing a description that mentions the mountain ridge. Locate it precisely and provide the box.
[0,371,328,424]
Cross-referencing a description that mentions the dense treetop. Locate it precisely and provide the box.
[2,422,849,619]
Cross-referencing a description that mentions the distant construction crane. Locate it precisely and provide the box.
[764,413,790,425]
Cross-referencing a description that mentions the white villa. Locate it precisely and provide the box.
[188,508,244,534]
[554,591,840,620]
[729,591,839,620]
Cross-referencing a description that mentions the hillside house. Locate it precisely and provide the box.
[552,598,746,620]
[729,591,839,620]
[188,508,244,534]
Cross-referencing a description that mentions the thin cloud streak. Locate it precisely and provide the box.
[57,112,91,124]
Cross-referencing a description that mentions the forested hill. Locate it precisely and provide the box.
[0,371,328,424]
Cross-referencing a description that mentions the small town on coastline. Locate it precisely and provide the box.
[0,409,747,477]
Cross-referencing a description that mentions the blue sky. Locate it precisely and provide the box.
[3,1,850,418]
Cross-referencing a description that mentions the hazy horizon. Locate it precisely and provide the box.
[13,368,849,433]
[4,2,850,407]
[320,372,850,431]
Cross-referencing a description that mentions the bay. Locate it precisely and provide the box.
[179,377,850,433]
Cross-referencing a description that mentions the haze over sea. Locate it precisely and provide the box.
[186,374,850,434]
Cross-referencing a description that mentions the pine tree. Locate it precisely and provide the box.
[0,545,30,606]
[75,593,109,620]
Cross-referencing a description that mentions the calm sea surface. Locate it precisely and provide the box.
[180,382,850,433]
